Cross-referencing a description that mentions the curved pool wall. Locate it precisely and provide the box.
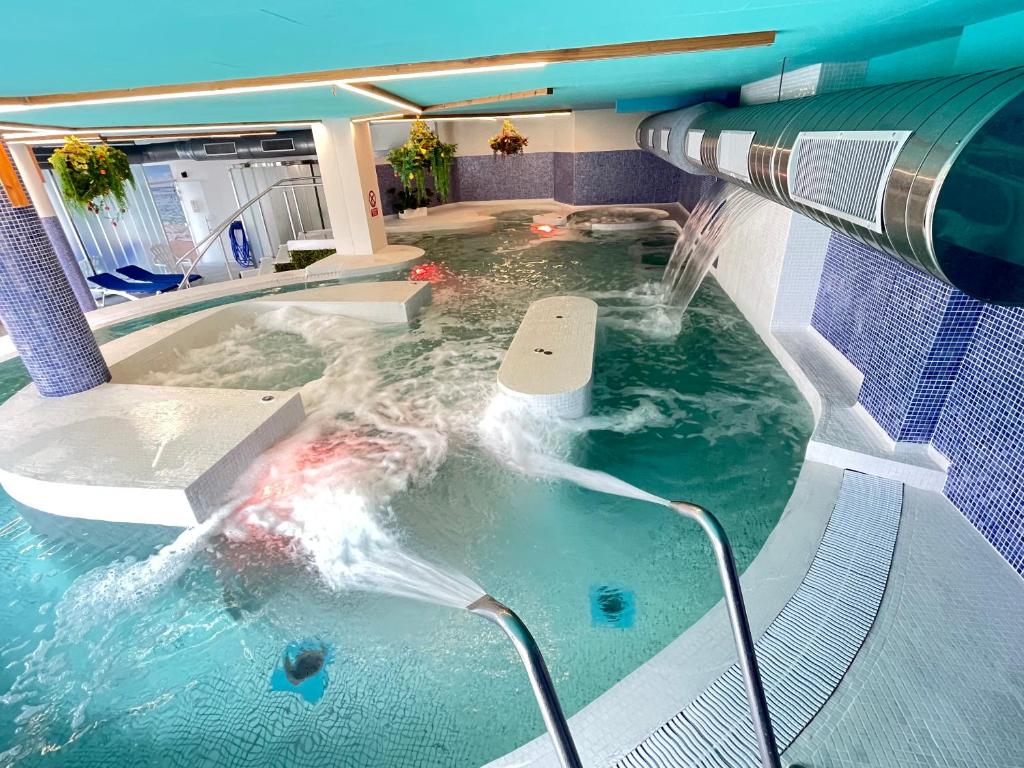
[0,212,813,767]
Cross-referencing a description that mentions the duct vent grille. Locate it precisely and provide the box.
[717,131,754,182]
[686,129,704,163]
[203,141,238,157]
[260,138,295,152]
[789,130,911,232]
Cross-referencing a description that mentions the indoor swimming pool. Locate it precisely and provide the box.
[0,212,812,767]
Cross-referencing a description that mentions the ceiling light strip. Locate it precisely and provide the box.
[336,83,422,114]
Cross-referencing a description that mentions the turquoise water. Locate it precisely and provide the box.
[0,214,812,767]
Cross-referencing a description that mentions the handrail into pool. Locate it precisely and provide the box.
[173,177,326,288]
[469,594,584,768]
[669,500,782,768]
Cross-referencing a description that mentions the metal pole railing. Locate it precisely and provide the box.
[468,595,584,768]
[669,501,781,768]
[172,177,324,288]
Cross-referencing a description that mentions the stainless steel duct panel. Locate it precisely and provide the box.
[639,68,1024,304]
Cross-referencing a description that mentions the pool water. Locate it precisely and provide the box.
[0,212,812,768]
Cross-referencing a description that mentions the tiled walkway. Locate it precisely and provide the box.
[785,485,1024,768]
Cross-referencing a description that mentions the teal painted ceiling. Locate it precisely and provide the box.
[1,0,1021,127]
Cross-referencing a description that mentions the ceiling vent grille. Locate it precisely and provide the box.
[788,130,911,232]
[203,141,238,157]
[717,130,754,182]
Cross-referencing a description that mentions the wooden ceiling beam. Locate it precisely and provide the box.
[0,31,775,109]
[424,88,553,113]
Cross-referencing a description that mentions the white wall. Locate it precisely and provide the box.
[572,109,648,151]
[369,109,646,160]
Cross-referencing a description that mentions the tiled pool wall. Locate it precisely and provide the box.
[374,150,710,213]
[811,233,1024,573]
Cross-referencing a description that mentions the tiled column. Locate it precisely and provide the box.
[0,142,110,397]
[7,142,96,312]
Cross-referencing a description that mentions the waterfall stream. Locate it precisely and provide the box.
[662,181,767,309]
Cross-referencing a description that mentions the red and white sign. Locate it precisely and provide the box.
[368,190,379,217]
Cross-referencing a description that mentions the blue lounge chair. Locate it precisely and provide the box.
[88,272,179,305]
[116,264,202,285]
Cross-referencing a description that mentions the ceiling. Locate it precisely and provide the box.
[1,0,1020,128]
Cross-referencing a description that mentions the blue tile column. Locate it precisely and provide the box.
[0,143,110,397]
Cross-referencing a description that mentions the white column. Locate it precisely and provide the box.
[312,119,387,255]
[8,143,57,217]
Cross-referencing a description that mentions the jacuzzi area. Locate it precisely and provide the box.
[5,10,1024,766]
[0,208,820,767]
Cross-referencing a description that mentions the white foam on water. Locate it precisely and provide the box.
[479,393,672,508]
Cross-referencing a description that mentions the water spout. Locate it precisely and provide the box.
[468,595,584,768]
[662,181,767,310]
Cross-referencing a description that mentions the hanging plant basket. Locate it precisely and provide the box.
[48,137,134,224]
[386,119,456,209]
[489,119,529,156]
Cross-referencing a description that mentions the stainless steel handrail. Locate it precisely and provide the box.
[174,177,325,288]
[668,500,781,768]
[468,595,584,768]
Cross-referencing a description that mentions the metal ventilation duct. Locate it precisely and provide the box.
[639,68,1024,305]
[33,130,317,165]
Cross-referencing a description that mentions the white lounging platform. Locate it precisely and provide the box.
[0,383,303,528]
[258,281,431,323]
[385,204,496,233]
[0,281,433,527]
[498,296,598,418]
[304,244,425,280]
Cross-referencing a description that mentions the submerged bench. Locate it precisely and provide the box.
[498,296,598,418]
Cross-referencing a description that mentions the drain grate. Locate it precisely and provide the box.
[615,471,902,768]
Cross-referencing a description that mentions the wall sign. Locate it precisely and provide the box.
[368,189,379,217]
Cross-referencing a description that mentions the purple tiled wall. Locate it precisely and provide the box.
[454,153,554,201]
[553,152,574,204]
[811,230,1024,574]
[570,150,689,205]
[377,149,705,211]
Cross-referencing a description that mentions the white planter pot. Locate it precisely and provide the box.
[399,207,429,220]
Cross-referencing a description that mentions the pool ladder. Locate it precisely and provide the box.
[474,500,782,768]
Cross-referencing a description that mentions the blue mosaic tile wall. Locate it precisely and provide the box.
[0,145,110,397]
[811,230,1024,574]
[811,234,899,371]
[934,306,1024,573]
[38,216,96,312]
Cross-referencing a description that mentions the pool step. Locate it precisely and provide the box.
[498,296,597,419]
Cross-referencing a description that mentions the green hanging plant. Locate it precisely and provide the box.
[489,119,528,156]
[386,119,456,207]
[49,137,134,223]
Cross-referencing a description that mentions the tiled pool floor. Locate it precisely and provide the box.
[785,485,1024,768]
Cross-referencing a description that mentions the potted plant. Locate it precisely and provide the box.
[489,119,528,156]
[49,137,134,225]
[386,119,456,218]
